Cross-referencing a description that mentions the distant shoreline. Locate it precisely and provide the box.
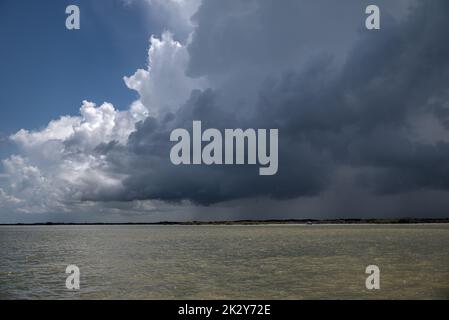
[1,218,449,226]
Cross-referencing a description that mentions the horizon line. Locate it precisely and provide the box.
[1,218,449,226]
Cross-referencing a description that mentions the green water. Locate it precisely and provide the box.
[0,224,448,299]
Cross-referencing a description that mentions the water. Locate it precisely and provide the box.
[0,224,448,299]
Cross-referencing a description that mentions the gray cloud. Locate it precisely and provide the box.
[91,0,449,210]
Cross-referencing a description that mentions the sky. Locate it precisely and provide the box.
[1,0,449,223]
[0,0,153,161]
[0,1,156,132]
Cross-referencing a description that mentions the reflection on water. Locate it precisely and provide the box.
[0,224,448,299]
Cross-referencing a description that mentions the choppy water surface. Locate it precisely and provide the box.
[0,224,448,299]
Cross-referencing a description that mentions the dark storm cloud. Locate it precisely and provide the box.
[93,0,449,207]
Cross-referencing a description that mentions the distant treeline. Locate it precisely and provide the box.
[2,218,449,226]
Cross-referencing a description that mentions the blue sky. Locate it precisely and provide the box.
[0,0,155,136]
[2,0,449,222]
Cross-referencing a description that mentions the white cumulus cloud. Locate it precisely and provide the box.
[124,31,205,117]
[1,25,204,215]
